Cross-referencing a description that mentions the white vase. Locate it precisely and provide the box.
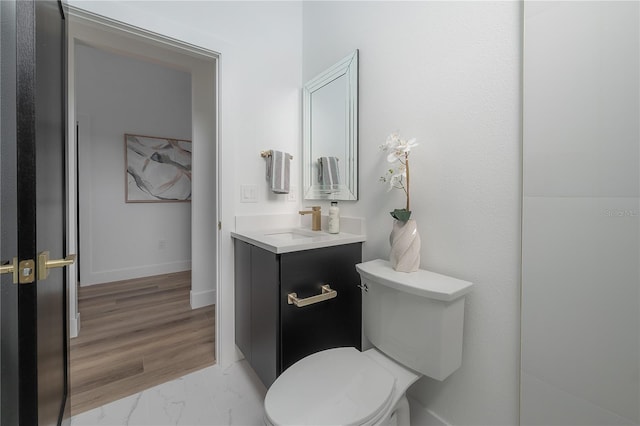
[389,219,421,272]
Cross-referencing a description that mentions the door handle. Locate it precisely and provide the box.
[38,251,76,280]
[287,284,337,308]
[0,257,19,284]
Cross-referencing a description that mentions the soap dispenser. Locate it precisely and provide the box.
[328,201,340,234]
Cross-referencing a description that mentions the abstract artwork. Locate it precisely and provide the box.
[125,134,192,202]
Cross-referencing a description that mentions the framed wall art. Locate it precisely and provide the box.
[125,133,192,202]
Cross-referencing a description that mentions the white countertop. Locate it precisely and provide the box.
[231,227,366,254]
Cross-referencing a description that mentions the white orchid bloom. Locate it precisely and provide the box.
[387,149,404,163]
[396,137,418,152]
[402,138,419,151]
[383,133,418,161]
[379,131,418,216]
[383,164,406,191]
[386,133,401,147]
[388,173,403,191]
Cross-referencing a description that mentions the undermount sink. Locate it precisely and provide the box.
[263,229,317,240]
[231,218,366,254]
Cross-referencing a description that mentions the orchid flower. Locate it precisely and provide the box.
[379,132,418,221]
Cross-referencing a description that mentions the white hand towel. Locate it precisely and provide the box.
[318,156,340,192]
[266,150,292,194]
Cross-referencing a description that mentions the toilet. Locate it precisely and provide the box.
[264,259,473,426]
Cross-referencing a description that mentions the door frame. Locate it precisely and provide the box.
[65,7,223,363]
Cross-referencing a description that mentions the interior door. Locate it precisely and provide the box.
[1,1,69,425]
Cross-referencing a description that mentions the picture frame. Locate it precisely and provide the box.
[125,133,192,203]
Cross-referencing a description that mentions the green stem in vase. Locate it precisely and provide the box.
[405,153,410,212]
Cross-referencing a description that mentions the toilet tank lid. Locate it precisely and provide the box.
[356,259,473,302]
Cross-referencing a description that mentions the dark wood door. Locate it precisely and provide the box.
[1,1,69,425]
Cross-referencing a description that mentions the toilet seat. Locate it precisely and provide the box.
[264,347,397,426]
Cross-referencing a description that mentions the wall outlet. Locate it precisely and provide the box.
[158,239,166,250]
[240,184,258,203]
[287,186,297,202]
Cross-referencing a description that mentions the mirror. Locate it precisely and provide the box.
[303,50,358,200]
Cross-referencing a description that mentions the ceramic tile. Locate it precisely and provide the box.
[71,360,267,426]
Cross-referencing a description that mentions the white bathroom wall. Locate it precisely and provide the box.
[521,2,639,425]
[75,43,192,285]
[68,0,303,365]
[303,2,522,425]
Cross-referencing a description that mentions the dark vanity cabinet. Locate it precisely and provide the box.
[234,240,362,387]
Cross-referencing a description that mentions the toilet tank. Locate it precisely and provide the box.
[356,259,473,381]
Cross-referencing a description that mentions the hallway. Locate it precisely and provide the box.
[70,271,215,415]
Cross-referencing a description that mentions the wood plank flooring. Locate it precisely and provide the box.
[70,271,215,416]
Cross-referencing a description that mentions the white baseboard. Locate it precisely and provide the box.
[70,312,81,339]
[81,260,191,286]
[190,288,216,309]
[408,396,449,426]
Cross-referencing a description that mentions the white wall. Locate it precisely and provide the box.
[303,2,522,425]
[67,0,303,365]
[76,43,192,285]
[521,2,639,425]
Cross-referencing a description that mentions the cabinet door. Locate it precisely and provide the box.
[234,240,252,362]
[234,241,279,387]
[250,245,280,387]
[280,243,362,372]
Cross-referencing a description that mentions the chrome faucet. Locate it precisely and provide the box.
[299,206,321,231]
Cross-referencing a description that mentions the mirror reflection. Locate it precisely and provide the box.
[303,50,358,200]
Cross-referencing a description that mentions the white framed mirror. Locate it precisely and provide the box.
[303,50,358,200]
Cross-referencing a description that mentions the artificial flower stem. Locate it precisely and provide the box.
[405,153,410,212]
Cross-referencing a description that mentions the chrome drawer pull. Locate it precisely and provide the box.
[287,284,337,308]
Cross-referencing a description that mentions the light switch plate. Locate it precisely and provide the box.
[240,184,258,203]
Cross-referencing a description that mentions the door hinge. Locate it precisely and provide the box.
[218,221,222,231]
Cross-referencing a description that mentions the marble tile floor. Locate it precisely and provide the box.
[71,359,267,426]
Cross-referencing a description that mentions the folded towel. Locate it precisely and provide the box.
[266,150,292,194]
[318,156,340,192]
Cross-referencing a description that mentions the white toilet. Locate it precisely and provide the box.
[264,259,473,426]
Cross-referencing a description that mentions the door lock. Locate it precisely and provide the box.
[1,258,37,284]
[19,260,35,284]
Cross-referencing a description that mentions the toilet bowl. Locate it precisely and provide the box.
[263,259,473,426]
[264,347,420,426]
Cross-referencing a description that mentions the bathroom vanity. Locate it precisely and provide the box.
[232,227,364,387]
